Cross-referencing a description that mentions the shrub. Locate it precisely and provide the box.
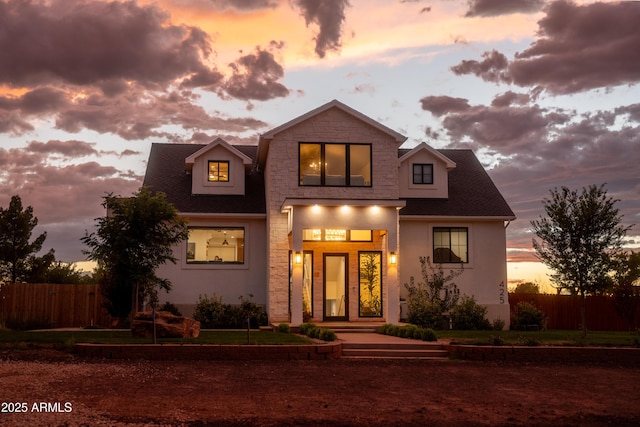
[298,322,316,335]
[277,323,290,333]
[192,294,268,329]
[450,295,491,330]
[307,326,321,338]
[492,318,506,331]
[418,328,437,342]
[512,301,545,330]
[378,324,437,342]
[404,256,462,329]
[407,300,444,330]
[158,301,182,317]
[489,335,505,346]
[319,329,337,342]
[193,294,225,328]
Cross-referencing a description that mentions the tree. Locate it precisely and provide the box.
[531,184,631,336]
[611,251,640,330]
[512,281,540,294]
[81,187,188,323]
[404,256,462,329]
[0,195,48,283]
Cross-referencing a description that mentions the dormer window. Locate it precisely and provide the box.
[413,163,433,184]
[208,161,229,182]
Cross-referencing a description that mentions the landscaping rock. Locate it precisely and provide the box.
[131,311,201,338]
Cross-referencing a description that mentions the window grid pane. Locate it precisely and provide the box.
[433,227,468,263]
[208,161,229,182]
[413,163,433,184]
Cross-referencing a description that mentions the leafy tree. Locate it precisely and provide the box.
[531,184,631,336]
[512,281,540,294]
[81,187,188,323]
[404,256,462,329]
[0,195,48,283]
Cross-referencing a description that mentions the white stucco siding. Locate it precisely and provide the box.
[399,218,510,326]
[155,217,267,318]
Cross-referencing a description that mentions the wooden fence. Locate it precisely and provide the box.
[509,293,640,331]
[0,283,115,329]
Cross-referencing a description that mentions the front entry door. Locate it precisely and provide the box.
[324,254,348,321]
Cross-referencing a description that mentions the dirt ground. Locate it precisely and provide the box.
[1,348,639,426]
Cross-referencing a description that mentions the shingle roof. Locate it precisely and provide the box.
[143,143,266,214]
[143,143,514,219]
[399,149,515,219]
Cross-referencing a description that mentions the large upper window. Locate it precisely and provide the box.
[433,227,468,263]
[187,227,244,264]
[413,163,433,184]
[299,143,371,187]
[208,161,229,182]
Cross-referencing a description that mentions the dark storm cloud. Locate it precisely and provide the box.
[0,145,141,232]
[450,50,510,84]
[293,0,351,58]
[465,0,544,17]
[0,0,219,88]
[50,86,267,140]
[453,1,640,94]
[222,42,290,101]
[26,140,99,158]
[420,96,471,116]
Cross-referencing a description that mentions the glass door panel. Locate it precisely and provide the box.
[324,254,348,320]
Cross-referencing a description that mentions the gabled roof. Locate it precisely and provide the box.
[398,142,456,170]
[143,143,265,214]
[399,148,515,219]
[185,137,252,171]
[257,99,407,168]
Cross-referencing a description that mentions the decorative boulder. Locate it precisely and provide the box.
[131,311,201,338]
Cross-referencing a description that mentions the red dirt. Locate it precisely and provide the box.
[1,348,639,426]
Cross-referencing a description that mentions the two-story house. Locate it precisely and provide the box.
[143,100,516,327]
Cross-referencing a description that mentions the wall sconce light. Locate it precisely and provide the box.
[389,252,397,265]
[295,252,302,264]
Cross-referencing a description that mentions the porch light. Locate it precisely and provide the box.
[295,252,302,264]
[389,252,397,265]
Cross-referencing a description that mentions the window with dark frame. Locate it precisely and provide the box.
[413,163,433,184]
[186,227,244,264]
[299,142,371,187]
[433,227,468,263]
[208,161,229,182]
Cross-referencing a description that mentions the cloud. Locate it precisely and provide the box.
[420,96,471,116]
[207,0,279,11]
[464,0,544,17]
[420,94,640,261]
[293,0,351,58]
[450,50,510,84]
[221,42,290,101]
[26,140,99,158]
[0,146,142,231]
[452,1,640,94]
[0,0,218,89]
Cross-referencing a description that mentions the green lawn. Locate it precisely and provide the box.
[0,329,313,347]
[436,329,640,347]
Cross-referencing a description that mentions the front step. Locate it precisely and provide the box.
[319,323,382,334]
[341,342,449,360]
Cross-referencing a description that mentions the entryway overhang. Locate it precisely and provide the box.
[281,198,406,252]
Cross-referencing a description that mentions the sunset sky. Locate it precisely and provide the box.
[1,0,638,290]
